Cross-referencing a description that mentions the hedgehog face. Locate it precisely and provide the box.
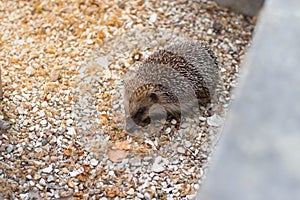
[129,89,159,127]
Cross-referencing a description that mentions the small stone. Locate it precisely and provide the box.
[86,39,94,45]
[23,120,29,126]
[152,162,165,172]
[161,181,167,188]
[95,56,109,69]
[50,70,61,82]
[20,194,28,199]
[165,127,171,134]
[137,193,144,198]
[6,144,14,153]
[171,119,177,124]
[29,180,35,186]
[180,122,189,129]
[152,156,166,173]
[41,101,48,108]
[17,107,24,115]
[37,110,45,117]
[108,170,115,176]
[144,192,152,200]
[47,175,54,182]
[26,175,32,180]
[39,178,46,186]
[34,173,41,180]
[184,141,192,148]
[36,184,43,190]
[177,146,185,154]
[149,13,157,23]
[32,107,39,113]
[67,127,76,136]
[70,170,80,177]
[66,119,73,126]
[112,103,119,110]
[40,119,48,126]
[144,156,153,161]
[199,116,206,121]
[126,188,135,195]
[90,158,99,166]
[213,22,223,32]
[26,37,34,43]
[207,114,223,127]
[42,165,53,173]
[129,158,142,167]
[25,66,35,75]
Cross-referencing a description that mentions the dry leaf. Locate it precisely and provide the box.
[50,70,61,82]
[76,150,85,156]
[107,187,119,198]
[102,93,110,99]
[64,147,73,156]
[99,114,109,125]
[114,140,131,150]
[82,164,91,173]
[77,173,87,182]
[44,46,56,54]
[108,149,128,163]
[67,178,75,188]
[97,29,106,41]
[73,192,83,198]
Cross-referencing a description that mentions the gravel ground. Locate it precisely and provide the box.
[0,0,255,199]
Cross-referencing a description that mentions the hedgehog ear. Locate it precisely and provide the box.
[149,92,158,103]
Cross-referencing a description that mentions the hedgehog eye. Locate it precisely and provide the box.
[137,108,144,115]
[149,93,158,102]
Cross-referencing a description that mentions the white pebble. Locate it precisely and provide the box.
[108,170,115,176]
[42,165,53,173]
[67,127,76,136]
[149,13,157,23]
[26,175,32,180]
[25,66,35,75]
[70,168,83,177]
[23,120,29,126]
[29,180,35,186]
[40,119,48,126]
[199,116,206,121]
[41,101,48,108]
[126,188,135,195]
[17,107,24,115]
[184,141,192,148]
[26,37,34,43]
[90,158,99,166]
[177,146,185,154]
[66,119,73,126]
[47,175,54,182]
[39,178,46,186]
[207,114,223,127]
[137,193,144,198]
[165,127,171,134]
[32,107,39,113]
[20,194,28,199]
[6,144,14,153]
[37,110,45,117]
[86,39,94,45]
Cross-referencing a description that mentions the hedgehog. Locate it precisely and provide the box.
[124,41,219,131]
